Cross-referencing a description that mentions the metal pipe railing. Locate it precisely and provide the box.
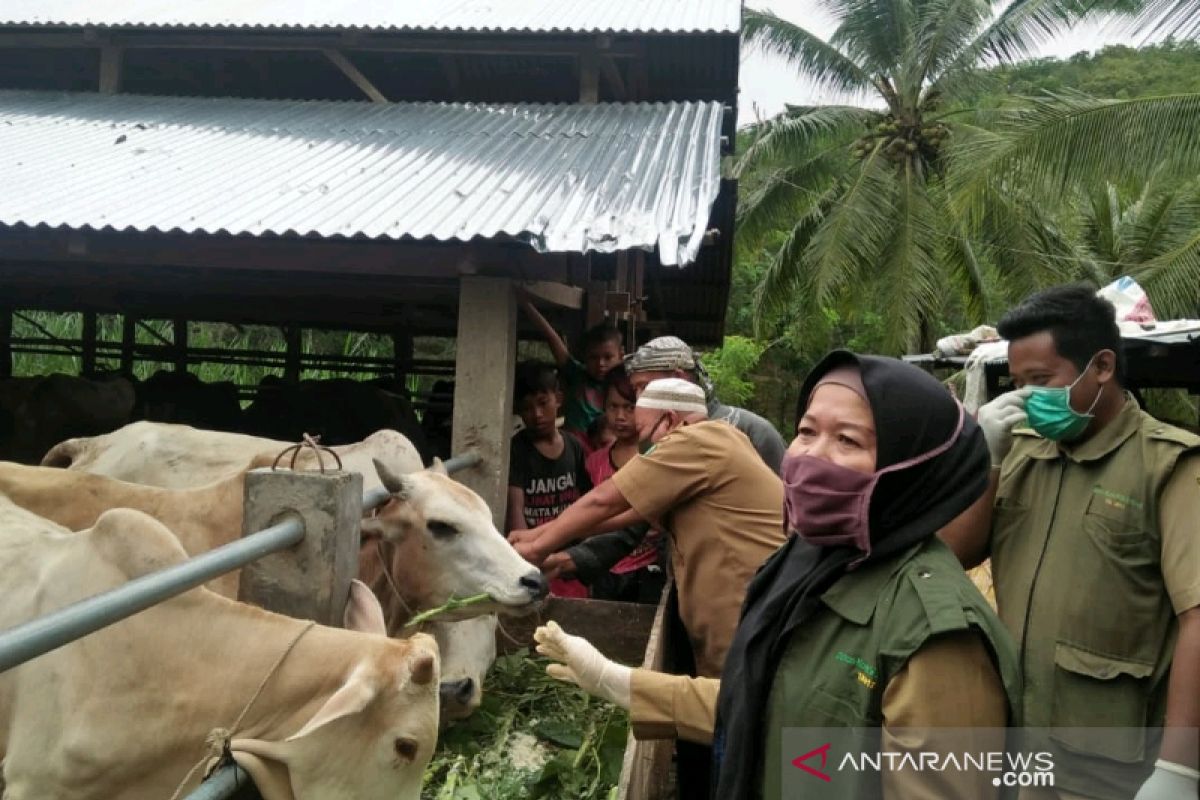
[183,764,253,800]
[0,517,304,673]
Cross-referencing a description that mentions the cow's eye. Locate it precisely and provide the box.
[428,520,458,538]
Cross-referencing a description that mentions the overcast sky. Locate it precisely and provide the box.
[737,4,1155,126]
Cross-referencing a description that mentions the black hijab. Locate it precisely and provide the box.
[710,351,990,799]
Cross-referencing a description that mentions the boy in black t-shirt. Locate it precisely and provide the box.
[507,361,591,596]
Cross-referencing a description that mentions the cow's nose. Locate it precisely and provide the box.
[440,678,475,707]
[520,571,549,600]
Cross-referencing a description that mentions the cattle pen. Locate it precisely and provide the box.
[0,4,738,797]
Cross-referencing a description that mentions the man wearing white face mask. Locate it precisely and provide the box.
[945,284,1200,800]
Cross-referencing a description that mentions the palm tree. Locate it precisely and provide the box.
[737,0,1139,350]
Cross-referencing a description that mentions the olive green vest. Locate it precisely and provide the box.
[759,537,1020,800]
[992,395,1200,800]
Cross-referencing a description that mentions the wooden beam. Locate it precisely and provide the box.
[600,56,626,100]
[451,277,517,530]
[98,44,123,93]
[520,280,584,310]
[438,55,462,99]
[80,311,98,375]
[392,326,414,384]
[323,49,388,103]
[579,49,600,104]
[120,315,136,374]
[172,318,188,372]
[284,326,302,382]
[0,307,12,379]
[586,280,607,329]
[0,31,643,58]
[0,229,573,283]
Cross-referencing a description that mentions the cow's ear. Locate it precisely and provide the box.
[373,458,411,498]
[428,457,448,476]
[344,579,387,636]
[286,664,379,741]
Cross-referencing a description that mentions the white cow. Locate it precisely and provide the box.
[0,500,440,800]
[0,459,547,617]
[428,615,499,722]
[41,421,424,494]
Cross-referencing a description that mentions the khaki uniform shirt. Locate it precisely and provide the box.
[612,420,786,677]
[992,395,1200,799]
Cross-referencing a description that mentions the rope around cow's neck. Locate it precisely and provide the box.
[168,620,316,800]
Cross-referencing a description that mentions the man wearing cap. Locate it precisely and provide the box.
[623,336,787,474]
[512,378,786,677]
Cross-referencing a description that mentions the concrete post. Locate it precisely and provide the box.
[238,468,363,627]
[452,276,517,530]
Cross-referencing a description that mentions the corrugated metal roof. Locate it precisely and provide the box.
[0,91,725,266]
[0,0,740,34]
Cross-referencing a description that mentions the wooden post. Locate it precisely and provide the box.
[586,280,608,330]
[239,469,364,626]
[284,326,302,383]
[98,44,123,94]
[393,327,413,384]
[323,49,389,103]
[80,312,97,376]
[579,49,600,104]
[0,307,12,379]
[120,315,136,375]
[172,318,188,373]
[451,277,517,529]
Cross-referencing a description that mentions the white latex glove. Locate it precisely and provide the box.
[1133,760,1200,800]
[534,621,631,709]
[976,388,1032,467]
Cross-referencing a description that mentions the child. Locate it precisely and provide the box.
[506,361,592,598]
[548,367,667,603]
[518,292,623,453]
[586,414,616,451]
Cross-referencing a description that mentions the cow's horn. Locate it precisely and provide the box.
[372,458,408,497]
[428,457,448,476]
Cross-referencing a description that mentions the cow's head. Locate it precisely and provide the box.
[430,614,498,723]
[231,582,440,800]
[359,459,547,631]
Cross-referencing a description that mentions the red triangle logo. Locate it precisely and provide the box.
[791,742,832,782]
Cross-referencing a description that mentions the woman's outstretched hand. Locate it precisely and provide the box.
[534,621,632,709]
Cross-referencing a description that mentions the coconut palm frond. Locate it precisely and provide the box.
[914,0,995,89]
[751,189,841,333]
[804,147,900,306]
[929,0,1098,94]
[951,93,1200,216]
[743,9,876,95]
[875,160,945,350]
[735,105,877,173]
[736,155,841,251]
[1112,0,1200,40]
[1132,227,1200,318]
[827,0,917,83]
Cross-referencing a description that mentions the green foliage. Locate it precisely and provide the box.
[700,335,767,406]
[423,649,629,800]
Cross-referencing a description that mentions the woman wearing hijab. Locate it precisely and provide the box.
[534,352,1021,799]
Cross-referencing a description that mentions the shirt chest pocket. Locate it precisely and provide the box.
[1060,493,1165,660]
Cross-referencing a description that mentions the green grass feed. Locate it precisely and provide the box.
[423,649,629,800]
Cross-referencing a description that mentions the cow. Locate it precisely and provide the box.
[42,421,425,495]
[135,369,243,433]
[0,458,546,619]
[0,373,135,464]
[427,615,499,723]
[0,499,440,800]
[243,377,430,460]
